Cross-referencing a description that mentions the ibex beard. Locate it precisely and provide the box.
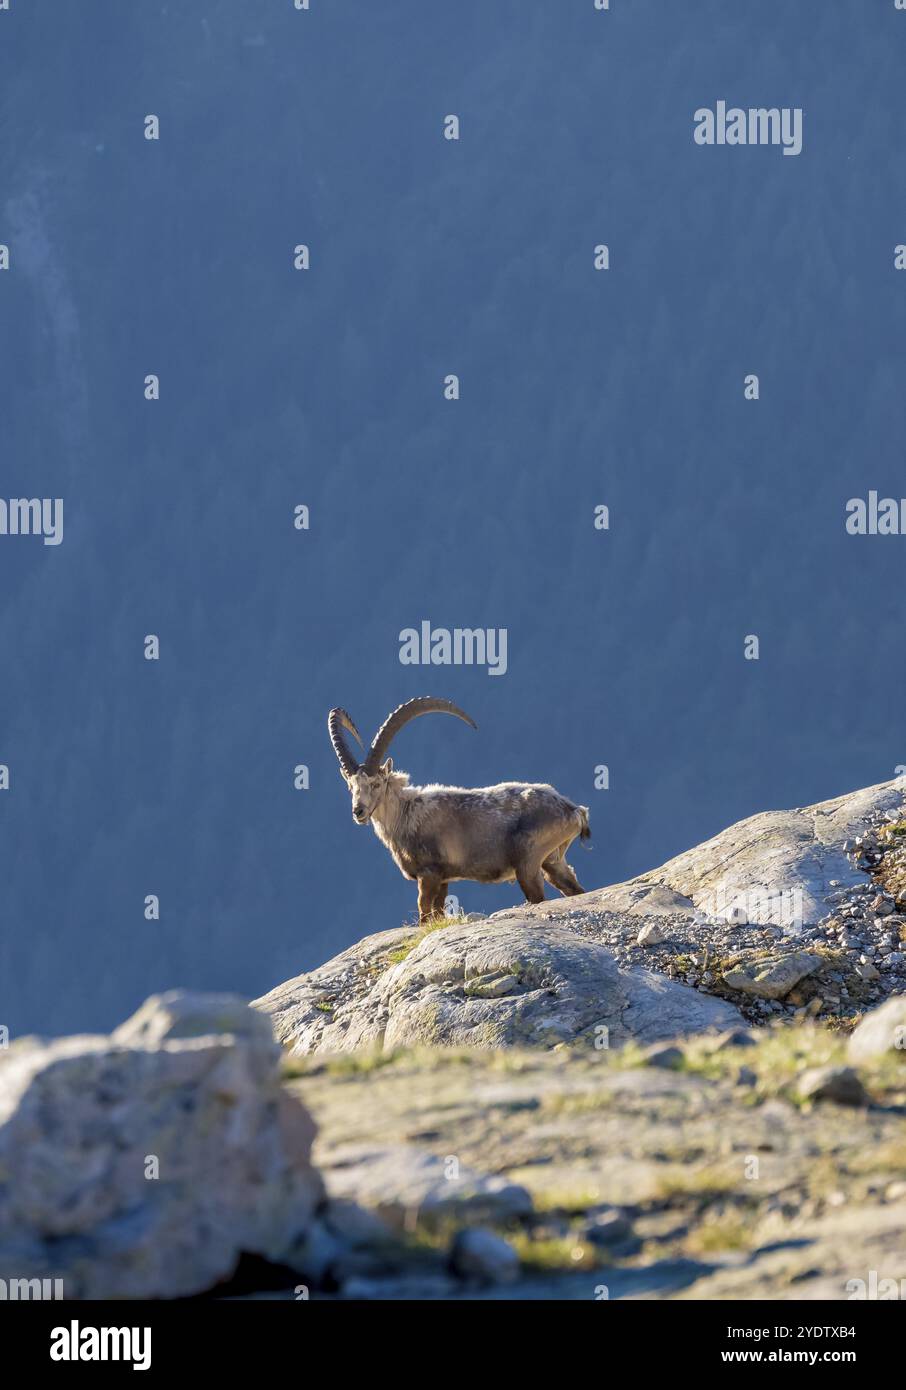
[328,698,591,922]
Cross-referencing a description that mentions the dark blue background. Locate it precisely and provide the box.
[1,0,904,1036]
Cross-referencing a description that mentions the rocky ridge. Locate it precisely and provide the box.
[256,918,746,1055]
[255,778,906,1049]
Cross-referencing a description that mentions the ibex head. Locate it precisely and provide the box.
[328,698,477,825]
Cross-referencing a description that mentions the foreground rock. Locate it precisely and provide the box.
[322,1143,532,1231]
[450,1228,519,1284]
[255,920,744,1055]
[0,992,324,1298]
[847,996,906,1063]
[796,1065,868,1107]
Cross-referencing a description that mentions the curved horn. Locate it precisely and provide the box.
[328,707,364,776]
[365,697,477,772]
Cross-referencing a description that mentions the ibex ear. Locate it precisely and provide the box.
[381,757,393,775]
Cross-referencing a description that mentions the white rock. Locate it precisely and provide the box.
[722,951,822,1001]
[636,922,668,946]
[0,991,323,1298]
[450,1228,519,1284]
[847,997,906,1063]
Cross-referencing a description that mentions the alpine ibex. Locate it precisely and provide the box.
[328,697,591,921]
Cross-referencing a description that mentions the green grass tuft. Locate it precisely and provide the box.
[384,912,471,965]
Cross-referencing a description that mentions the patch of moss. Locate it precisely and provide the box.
[319,1047,403,1077]
[383,913,471,965]
[651,1164,740,1202]
[678,1027,845,1105]
[685,1212,752,1255]
[848,1136,906,1177]
[540,1089,617,1117]
[509,1232,599,1272]
[530,1183,609,1215]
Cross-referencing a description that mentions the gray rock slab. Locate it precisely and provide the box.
[256,920,744,1055]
